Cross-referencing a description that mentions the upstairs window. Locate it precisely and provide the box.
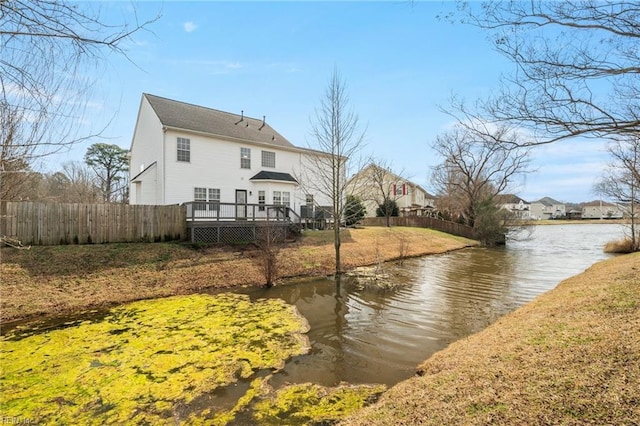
[177,137,190,162]
[261,151,276,168]
[240,147,251,169]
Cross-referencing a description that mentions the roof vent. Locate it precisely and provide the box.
[235,110,244,125]
[259,115,266,131]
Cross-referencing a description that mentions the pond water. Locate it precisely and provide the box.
[232,223,625,388]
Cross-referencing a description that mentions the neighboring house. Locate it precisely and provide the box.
[129,94,333,217]
[530,197,566,220]
[495,194,531,219]
[620,203,640,218]
[581,200,624,219]
[346,163,436,218]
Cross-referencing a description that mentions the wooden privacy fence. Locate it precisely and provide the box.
[0,202,187,246]
[361,216,475,240]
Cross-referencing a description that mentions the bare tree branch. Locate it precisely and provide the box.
[0,0,159,199]
[453,1,640,144]
[430,123,532,243]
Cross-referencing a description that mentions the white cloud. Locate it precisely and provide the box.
[183,21,197,33]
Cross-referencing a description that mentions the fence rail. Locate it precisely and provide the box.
[0,202,186,246]
[361,216,475,240]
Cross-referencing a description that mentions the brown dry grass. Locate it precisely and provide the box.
[342,252,640,425]
[604,238,637,254]
[0,227,475,323]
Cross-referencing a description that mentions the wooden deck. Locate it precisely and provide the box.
[184,202,301,243]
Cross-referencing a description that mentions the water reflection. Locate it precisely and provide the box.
[227,224,624,387]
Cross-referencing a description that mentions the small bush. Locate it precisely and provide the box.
[603,238,637,254]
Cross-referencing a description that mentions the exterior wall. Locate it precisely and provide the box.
[529,203,545,220]
[530,203,566,220]
[156,131,335,216]
[136,164,158,205]
[162,130,299,209]
[295,150,344,210]
[582,203,623,219]
[129,97,165,205]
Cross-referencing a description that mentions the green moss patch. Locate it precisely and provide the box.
[252,382,386,425]
[1,294,310,424]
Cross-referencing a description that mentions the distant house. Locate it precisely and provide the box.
[128,94,334,217]
[346,163,436,218]
[530,197,566,220]
[495,194,531,219]
[581,200,624,219]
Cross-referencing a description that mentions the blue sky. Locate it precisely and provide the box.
[50,1,609,204]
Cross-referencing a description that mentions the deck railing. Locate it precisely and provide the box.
[183,201,299,223]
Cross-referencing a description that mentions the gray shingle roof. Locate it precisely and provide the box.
[144,93,295,148]
[249,171,298,183]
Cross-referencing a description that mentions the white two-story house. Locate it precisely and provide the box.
[496,194,532,219]
[129,94,333,217]
[530,197,566,220]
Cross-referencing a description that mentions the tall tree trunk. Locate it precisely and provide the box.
[334,223,341,275]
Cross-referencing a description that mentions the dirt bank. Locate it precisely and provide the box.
[342,252,640,425]
[0,227,476,323]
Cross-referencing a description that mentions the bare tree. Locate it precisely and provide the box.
[595,136,640,252]
[453,1,640,145]
[253,214,283,288]
[0,1,158,198]
[301,68,367,275]
[0,100,35,201]
[431,123,532,245]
